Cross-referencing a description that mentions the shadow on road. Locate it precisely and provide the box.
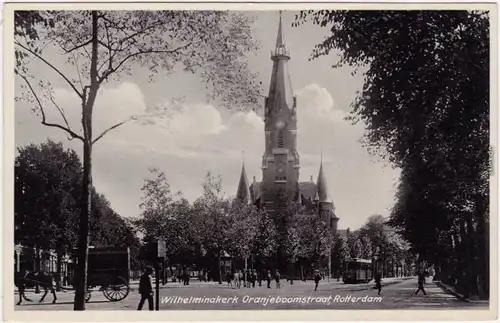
[18,300,111,306]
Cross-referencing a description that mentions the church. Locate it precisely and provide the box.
[235,14,339,233]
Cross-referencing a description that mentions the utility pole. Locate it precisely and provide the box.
[328,250,331,282]
[156,239,166,311]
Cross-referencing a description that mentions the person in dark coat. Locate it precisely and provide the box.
[314,270,322,291]
[266,270,272,288]
[374,272,382,296]
[415,269,427,295]
[137,267,154,311]
[275,270,281,289]
[252,270,257,288]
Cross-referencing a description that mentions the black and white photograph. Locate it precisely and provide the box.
[5,3,497,320]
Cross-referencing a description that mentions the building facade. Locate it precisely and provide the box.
[236,14,339,233]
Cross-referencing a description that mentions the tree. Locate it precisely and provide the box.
[15,10,262,309]
[252,209,279,267]
[134,168,199,267]
[15,140,140,274]
[331,233,350,278]
[295,10,489,298]
[225,201,260,268]
[192,172,231,284]
[15,140,81,260]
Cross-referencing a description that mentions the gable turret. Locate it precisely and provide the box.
[236,163,251,204]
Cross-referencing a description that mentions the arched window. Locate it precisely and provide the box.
[277,130,284,148]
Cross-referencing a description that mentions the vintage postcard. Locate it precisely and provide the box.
[3,1,498,322]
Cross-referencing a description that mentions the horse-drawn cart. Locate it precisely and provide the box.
[65,247,131,302]
[15,246,131,305]
[78,247,131,302]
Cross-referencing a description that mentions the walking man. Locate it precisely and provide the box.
[137,267,154,311]
[314,270,322,291]
[266,270,272,289]
[374,271,382,296]
[275,270,281,289]
[415,268,427,295]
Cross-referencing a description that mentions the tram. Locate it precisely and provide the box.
[342,258,373,283]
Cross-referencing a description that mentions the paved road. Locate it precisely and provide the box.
[14,278,488,311]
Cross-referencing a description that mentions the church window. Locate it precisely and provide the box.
[277,130,284,148]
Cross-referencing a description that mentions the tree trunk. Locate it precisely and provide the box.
[217,250,222,284]
[56,253,63,291]
[474,193,489,299]
[73,11,99,311]
[73,138,92,310]
[35,246,40,293]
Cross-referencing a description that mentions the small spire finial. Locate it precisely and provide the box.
[242,150,245,164]
[320,148,323,164]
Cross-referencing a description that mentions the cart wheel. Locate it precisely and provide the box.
[102,277,129,302]
[85,290,92,302]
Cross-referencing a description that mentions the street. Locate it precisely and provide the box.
[14,277,488,311]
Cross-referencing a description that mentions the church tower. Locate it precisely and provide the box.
[316,158,339,232]
[260,12,300,213]
[235,12,339,237]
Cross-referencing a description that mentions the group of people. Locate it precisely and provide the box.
[225,269,282,289]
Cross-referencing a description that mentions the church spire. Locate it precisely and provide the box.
[316,159,332,203]
[264,11,295,126]
[236,161,251,204]
[272,11,290,60]
[276,11,285,50]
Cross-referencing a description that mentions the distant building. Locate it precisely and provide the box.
[235,13,339,233]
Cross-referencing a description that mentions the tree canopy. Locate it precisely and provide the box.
[15,140,140,260]
[295,10,490,298]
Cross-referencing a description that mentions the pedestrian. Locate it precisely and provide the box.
[183,267,190,286]
[374,271,382,296]
[275,270,281,289]
[266,270,272,288]
[415,268,427,295]
[247,270,252,288]
[137,266,154,311]
[314,270,322,291]
[252,270,257,288]
[237,270,242,289]
[226,270,233,288]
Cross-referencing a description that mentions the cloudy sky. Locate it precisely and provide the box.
[14,11,401,230]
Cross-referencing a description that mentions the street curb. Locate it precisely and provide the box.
[434,281,470,303]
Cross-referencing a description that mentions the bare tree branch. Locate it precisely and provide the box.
[92,112,167,145]
[18,73,84,142]
[48,91,72,132]
[62,39,92,53]
[91,116,137,145]
[15,41,84,100]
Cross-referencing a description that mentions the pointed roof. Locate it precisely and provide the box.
[267,12,294,112]
[276,11,285,49]
[316,161,332,203]
[236,163,251,204]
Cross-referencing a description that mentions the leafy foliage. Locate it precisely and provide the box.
[295,10,489,298]
[15,140,140,261]
[15,140,81,252]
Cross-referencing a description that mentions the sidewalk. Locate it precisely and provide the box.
[434,280,490,305]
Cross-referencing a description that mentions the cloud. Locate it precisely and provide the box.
[15,80,398,230]
[296,83,347,124]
